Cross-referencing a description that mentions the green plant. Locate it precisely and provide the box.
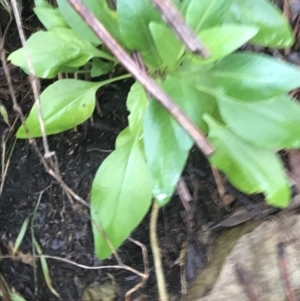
[8,0,300,259]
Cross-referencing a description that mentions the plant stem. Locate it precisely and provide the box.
[150,201,169,301]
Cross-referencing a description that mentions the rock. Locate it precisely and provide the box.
[187,211,300,301]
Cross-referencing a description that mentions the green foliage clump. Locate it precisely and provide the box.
[8,0,300,259]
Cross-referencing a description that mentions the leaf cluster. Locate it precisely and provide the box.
[8,0,300,259]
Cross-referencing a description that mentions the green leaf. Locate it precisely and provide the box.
[117,0,162,68]
[126,82,148,132]
[0,291,27,301]
[91,128,152,259]
[217,95,300,149]
[186,0,233,33]
[194,52,300,101]
[32,236,60,298]
[150,23,258,68]
[8,28,114,79]
[227,0,294,47]
[17,79,98,138]
[204,115,291,208]
[13,218,29,253]
[16,76,129,138]
[91,58,114,77]
[34,6,68,30]
[193,25,258,64]
[144,76,216,206]
[91,81,149,259]
[57,0,122,45]
[149,22,182,70]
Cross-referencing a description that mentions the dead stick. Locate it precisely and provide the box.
[149,0,209,58]
[66,0,214,157]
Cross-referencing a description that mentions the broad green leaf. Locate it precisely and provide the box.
[91,58,114,77]
[186,0,233,33]
[17,76,129,138]
[117,0,162,68]
[34,7,68,30]
[194,52,300,101]
[151,24,258,68]
[144,76,216,206]
[126,82,148,132]
[149,22,182,70]
[204,115,291,208]
[57,0,121,45]
[8,28,114,78]
[17,80,98,138]
[227,0,294,47]
[9,29,77,78]
[217,95,300,149]
[91,128,152,259]
[193,25,258,64]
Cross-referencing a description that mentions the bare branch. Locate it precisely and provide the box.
[149,0,209,58]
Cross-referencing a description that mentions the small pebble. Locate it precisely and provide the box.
[50,238,65,250]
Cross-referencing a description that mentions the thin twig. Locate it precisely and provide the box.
[176,177,192,212]
[66,0,214,157]
[10,0,53,158]
[1,135,17,196]
[125,238,150,301]
[149,0,209,58]
[2,234,150,297]
[0,4,55,173]
[0,254,145,278]
[47,168,89,207]
[211,167,225,197]
[150,202,169,300]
